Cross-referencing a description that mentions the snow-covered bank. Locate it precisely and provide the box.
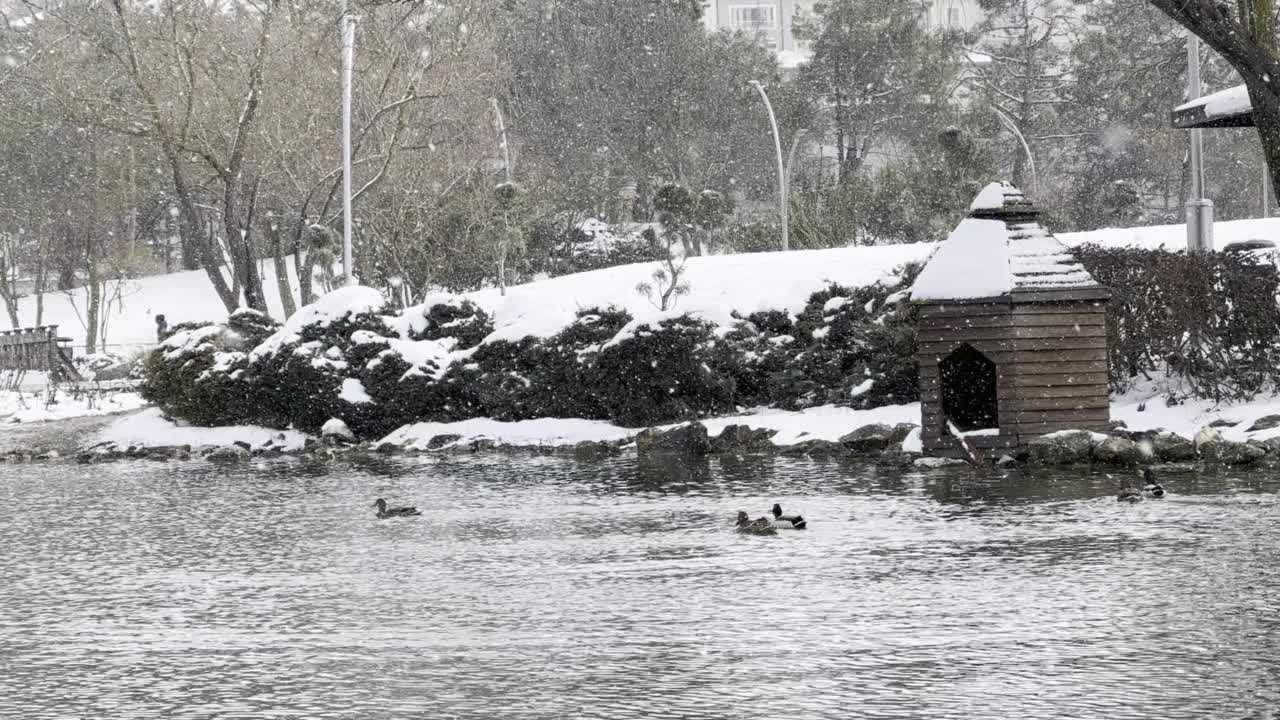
[378,404,923,451]
[97,408,309,452]
[84,390,1280,460]
[9,215,1279,355]
[0,389,146,424]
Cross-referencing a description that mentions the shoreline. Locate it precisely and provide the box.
[0,391,1267,471]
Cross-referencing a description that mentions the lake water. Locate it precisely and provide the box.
[3,453,1279,719]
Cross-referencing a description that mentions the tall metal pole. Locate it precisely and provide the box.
[750,80,788,251]
[341,1,357,285]
[1186,33,1214,254]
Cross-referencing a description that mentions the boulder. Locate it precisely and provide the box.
[914,456,969,469]
[426,433,462,450]
[1247,414,1280,433]
[635,423,712,456]
[778,440,848,459]
[232,440,252,451]
[205,445,250,463]
[320,418,356,443]
[1151,432,1197,462]
[711,424,777,453]
[571,440,622,461]
[1198,438,1266,465]
[1260,436,1280,454]
[374,442,403,455]
[839,423,896,454]
[468,439,497,453]
[1091,436,1150,465]
[1025,430,1097,465]
[1208,418,1240,428]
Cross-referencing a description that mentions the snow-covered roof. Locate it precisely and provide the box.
[1172,84,1254,129]
[912,182,1107,302]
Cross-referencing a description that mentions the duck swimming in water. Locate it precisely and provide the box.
[1116,484,1143,503]
[1142,468,1166,498]
[771,503,807,530]
[373,498,422,519]
[735,510,777,536]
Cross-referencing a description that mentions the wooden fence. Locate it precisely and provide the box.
[0,326,81,382]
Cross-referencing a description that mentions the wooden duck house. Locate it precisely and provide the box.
[911,182,1111,458]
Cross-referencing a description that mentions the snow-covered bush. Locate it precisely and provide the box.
[716,310,797,405]
[766,267,919,411]
[589,314,735,427]
[244,287,394,432]
[405,297,493,348]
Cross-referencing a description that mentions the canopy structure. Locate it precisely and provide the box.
[1172,84,1255,129]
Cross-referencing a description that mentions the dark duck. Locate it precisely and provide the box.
[735,511,777,536]
[373,498,422,519]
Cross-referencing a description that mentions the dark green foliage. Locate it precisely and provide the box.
[409,300,493,348]
[767,265,920,410]
[591,315,736,427]
[141,323,256,426]
[144,270,925,435]
[1075,246,1280,402]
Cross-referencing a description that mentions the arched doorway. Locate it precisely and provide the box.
[939,343,998,432]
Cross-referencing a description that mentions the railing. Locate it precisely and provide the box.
[0,326,82,383]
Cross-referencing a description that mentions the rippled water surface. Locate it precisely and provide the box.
[3,453,1280,719]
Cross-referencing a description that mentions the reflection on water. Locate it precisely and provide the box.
[3,454,1280,719]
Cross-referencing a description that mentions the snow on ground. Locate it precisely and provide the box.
[378,404,923,451]
[1059,217,1280,252]
[0,257,306,357]
[97,408,309,451]
[469,243,930,343]
[0,389,147,424]
[4,216,1279,355]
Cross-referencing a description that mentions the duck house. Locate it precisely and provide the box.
[910,182,1111,458]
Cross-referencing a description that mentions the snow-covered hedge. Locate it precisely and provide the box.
[141,268,923,438]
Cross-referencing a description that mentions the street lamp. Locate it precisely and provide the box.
[750,80,789,251]
[341,0,357,286]
[1185,32,1213,254]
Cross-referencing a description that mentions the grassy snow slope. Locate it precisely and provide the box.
[6,216,1280,354]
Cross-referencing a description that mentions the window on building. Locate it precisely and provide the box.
[730,5,777,32]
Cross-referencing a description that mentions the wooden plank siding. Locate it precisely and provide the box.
[915,296,1111,455]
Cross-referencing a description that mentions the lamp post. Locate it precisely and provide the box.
[750,80,789,251]
[341,0,357,285]
[1186,32,1214,254]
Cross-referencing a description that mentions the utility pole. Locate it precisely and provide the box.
[341,0,357,285]
[1186,33,1214,254]
[750,80,789,251]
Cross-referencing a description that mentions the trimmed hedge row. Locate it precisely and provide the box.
[142,269,921,438]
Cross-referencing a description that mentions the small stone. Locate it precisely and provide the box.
[232,440,252,451]
[1209,418,1240,428]
[838,423,896,455]
[1152,432,1197,461]
[1091,436,1150,465]
[469,439,496,453]
[320,418,356,443]
[778,439,848,459]
[1247,414,1280,433]
[374,442,403,455]
[1025,430,1097,465]
[635,423,712,456]
[711,424,777,453]
[1199,438,1266,465]
[572,440,622,461]
[995,454,1019,467]
[426,434,462,450]
[914,456,969,469]
[205,445,251,463]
